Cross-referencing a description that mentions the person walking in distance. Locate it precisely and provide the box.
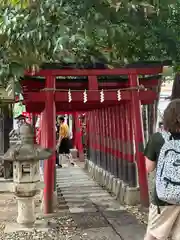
[157,121,164,133]
[56,116,74,167]
[144,99,180,240]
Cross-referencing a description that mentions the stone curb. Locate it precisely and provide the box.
[85,159,140,205]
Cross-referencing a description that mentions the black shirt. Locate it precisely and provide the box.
[144,131,180,205]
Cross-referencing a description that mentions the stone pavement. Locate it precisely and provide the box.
[0,163,146,239]
[56,164,146,240]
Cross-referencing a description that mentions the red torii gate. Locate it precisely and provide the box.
[21,63,163,213]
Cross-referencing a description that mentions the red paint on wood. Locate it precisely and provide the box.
[126,103,134,162]
[74,113,84,160]
[101,109,105,166]
[22,78,159,92]
[109,107,113,172]
[23,90,157,110]
[98,109,103,166]
[111,106,116,175]
[105,108,109,169]
[106,108,110,171]
[129,74,149,207]
[89,112,93,154]
[25,67,162,77]
[43,75,56,214]
[24,100,156,114]
[88,76,98,90]
[95,111,98,158]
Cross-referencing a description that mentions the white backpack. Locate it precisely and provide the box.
[156,131,180,204]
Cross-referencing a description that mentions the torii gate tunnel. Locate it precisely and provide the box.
[21,63,163,213]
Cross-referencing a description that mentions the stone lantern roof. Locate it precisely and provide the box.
[3,123,52,162]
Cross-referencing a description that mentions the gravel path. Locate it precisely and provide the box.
[0,216,81,240]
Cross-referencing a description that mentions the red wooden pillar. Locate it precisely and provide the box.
[78,116,84,161]
[72,113,76,147]
[74,112,78,149]
[108,107,113,174]
[85,113,89,158]
[101,109,105,169]
[92,110,97,164]
[102,108,106,170]
[104,108,108,171]
[94,110,97,165]
[120,104,126,182]
[74,112,78,148]
[107,107,111,172]
[94,110,98,164]
[114,106,119,178]
[88,76,98,164]
[74,112,84,161]
[126,102,137,187]
[44,75,56,214]
[96,110,100,166]
[122,103,128,183]
[99,109,103,168]
[125,103,134,163]
[91,111,95,163]
[31,113,37,143]
[87,113,91,159]
[92,111,95,162]
[105,107,109,172]
[116,105,123,179]
[89,112,92,161]
[92,110,96,163]
[129,74,149,207]
[111,106,117,177]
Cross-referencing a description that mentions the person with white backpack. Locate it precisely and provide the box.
[144,99,180,240]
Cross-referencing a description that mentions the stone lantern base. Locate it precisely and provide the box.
[2,123,54,233]
[17,197,36,225]
[4,220,50,233]
[4,195,55,233]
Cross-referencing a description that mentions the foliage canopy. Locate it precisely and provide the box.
[0,0,179,83]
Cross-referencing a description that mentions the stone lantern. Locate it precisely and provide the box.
[3,123,52,227]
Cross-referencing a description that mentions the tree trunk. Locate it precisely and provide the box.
[0,104,13,179]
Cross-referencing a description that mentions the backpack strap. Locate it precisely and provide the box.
[161,131,171,142]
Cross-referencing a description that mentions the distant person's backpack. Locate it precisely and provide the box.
[156,131,180,204]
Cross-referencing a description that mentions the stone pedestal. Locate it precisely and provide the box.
[17,197,36,225]
[2,123,53,231]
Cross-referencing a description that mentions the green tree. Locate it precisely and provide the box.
[0,0,179,82]
[0,0,179,140]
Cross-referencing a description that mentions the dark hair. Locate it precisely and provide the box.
[59,116,65,122]
[163,99,180,132]
[158,122,163,128]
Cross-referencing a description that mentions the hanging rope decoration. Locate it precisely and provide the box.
[100,89,104,103]
[68,89,72,102]
[83,89,87,103]
[117,90,121,101]
[41,85,145,92]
